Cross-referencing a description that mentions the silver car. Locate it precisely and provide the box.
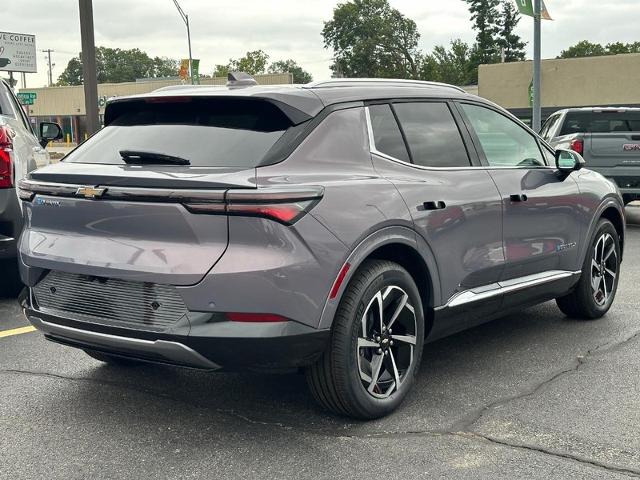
[18,76,625,419]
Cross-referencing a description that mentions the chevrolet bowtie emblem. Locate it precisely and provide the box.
[76,186,107,199]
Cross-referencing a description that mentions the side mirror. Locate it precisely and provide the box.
[39,122,63,148]
[555,149,585,173]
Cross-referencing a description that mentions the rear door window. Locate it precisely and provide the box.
[393,102,471,168]
[368,104,410,162]
[63,98,294,168]
[560,111,640,135]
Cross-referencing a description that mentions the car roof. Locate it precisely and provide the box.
[557,107,640,114]
[106,78,474,124]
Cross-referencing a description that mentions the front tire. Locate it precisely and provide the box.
[306,260,425,419]
[556,219,621,319]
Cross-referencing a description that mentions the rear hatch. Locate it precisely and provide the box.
[20,96,301,286]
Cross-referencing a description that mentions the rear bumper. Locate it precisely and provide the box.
[22,296,330,372]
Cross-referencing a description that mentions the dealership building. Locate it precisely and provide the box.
[478,53,640,125]
[17,73,292,143]
[15,53,640,139]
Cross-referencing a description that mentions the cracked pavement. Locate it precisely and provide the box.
[1,207,639,479]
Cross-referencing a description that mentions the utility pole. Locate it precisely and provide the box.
[79,0,100,134]
[172,0,194,85]
[42,49,55,87]
[532,0,542,132]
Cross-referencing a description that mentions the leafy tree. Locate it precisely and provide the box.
[268,59,313,84]
[322,0,421,78]
[558,40,607,59]
[465,0,501,66]
[214,50,270,77]
[605,41,640,55]
[419,40,474,86]
[497,0,526,62]
[559,40,640,59]
[57,47,179,85]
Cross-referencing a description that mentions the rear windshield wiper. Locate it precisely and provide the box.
[119,150,191,166]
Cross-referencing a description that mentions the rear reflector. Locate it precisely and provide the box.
[570,138,584,155]
[0,126,14,189]
[330,262,351,299]
[225,312,289,323]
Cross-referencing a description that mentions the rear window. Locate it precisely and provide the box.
[560,111,640,135]
[63,98,294,168]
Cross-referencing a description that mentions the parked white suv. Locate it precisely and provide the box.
[0,78,61,294]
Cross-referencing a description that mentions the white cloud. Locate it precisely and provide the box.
[2,0,640,88]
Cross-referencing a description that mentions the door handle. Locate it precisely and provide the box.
[421,201,446,211]
[509,194,528,202]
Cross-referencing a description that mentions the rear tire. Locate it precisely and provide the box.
[306,260,425,419]
[85,350,142,367]
[556,219,620,319]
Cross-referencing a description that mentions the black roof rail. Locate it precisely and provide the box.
[305,78,467,93]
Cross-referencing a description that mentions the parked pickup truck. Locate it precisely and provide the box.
[541,107,640,204]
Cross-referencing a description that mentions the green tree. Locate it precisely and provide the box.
[558,40,607,58]
[214,50,270,77]
[419,40,474,86]
[268,59,313,83]
[465,0,501,66]
[322,0,421,78]
[497,0,526,62]
[57,47,178,85]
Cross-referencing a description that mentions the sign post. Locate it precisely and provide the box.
[532,0,541,131]
[514,0,553,132]
[0,32,37,74]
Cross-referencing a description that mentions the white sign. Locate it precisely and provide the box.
[0,31,37,73]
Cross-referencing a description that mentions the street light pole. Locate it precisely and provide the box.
[79,0,100,134]
[532,0,542,132]
[172,0,194,85]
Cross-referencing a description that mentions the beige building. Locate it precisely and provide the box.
[479,53,640,124]
[17,73,292,142]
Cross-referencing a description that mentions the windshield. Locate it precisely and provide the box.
[63,98,293,168]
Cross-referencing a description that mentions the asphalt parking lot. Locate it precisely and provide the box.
[1,207,639,479]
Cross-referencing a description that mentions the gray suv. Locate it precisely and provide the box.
[18,77,625,419]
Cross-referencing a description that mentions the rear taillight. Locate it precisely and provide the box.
[0,126,14,189]
[570,138,584,155]
[184,186,324,225]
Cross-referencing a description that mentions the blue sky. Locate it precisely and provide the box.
[3,0,639,87]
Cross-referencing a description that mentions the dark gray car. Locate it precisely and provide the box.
[18,77,625,419]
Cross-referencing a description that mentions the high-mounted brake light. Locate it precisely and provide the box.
[144,96,192,104]
[570,138,584,155]
[0,126,14,189]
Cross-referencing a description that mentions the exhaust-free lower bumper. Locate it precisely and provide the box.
[22,298,330,372]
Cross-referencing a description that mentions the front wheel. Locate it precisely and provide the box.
[556,219,621,319]
[306,260,425,419]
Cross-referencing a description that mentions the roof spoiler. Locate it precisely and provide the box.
[227,71,258,88]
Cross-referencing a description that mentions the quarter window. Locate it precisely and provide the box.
[393,102,471,168]
[368,104,410,162]
[460,103,546,167]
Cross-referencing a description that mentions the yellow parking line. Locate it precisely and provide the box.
[0,326,36,338]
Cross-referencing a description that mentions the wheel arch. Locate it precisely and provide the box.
[600,205,625,259]
[317,226,441,334]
